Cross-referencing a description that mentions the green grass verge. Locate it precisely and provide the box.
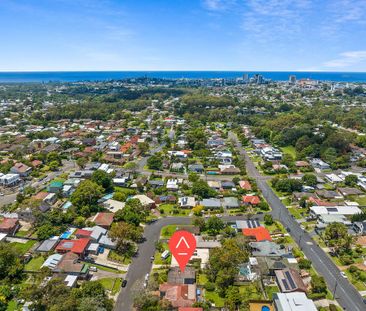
[10,240,36,255]
[25,256,45,271]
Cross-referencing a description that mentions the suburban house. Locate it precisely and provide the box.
[179,197,196,209]
[10,162,32,177]
[242,195,261,205]
[275,268,307,293]
[0,173,20,186]
[200,198,221,210]
[55,238,90,257]
[0,217,20,235]
[159,283,197,308]
[273,292,317,311]
[91,212,114,229]
[243,227,272,242]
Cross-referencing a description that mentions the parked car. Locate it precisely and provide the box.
[122,280,127,287]
[90,266,98,272]
[340,272,347,279]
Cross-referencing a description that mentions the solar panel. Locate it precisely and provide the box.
[63,242,74,248]
[282,279,290,290]
[327,207,338,213]
[285,271,296,289]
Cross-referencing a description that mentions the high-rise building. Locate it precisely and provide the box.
[243,73,249,82]
[289,75,296,84]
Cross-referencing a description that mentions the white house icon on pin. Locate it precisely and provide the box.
[176,237,190,255]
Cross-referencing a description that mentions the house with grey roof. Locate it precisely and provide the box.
[200,198,221,210]
[222,197,239,209]
[250,240,288,257]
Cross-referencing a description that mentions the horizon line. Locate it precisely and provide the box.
[0,70,366,73]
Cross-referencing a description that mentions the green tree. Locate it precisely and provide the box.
[70,180,103,208]
[206,216,225,235]
[76,157,88,169]
[264,214,274,225]
[91,170,113,192]
[192,180,216,198]
[147,155,162,170]
[0,243,23,282]
[323,222,354,253]
[302,174,317,187]
[345,174,358,186]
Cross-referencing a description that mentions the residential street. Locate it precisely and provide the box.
[114,215,264,311]
[230,131,366,311]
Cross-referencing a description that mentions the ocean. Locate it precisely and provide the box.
[0,71,365,83]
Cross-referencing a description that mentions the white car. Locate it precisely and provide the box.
[145,273,149,281]
[0,193,4,196]
[340,272,347,278]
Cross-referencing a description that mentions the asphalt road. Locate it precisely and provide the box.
[114,217,191,311]
[114,214,264,311]
[230,132,366,311]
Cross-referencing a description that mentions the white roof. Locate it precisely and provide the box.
[0,233,7,241]
[132,194,155,205]
[275,292,317,311]
[310,205,362,215]
[104,199,125,212]
[325,173,343,182]
[64,275,78,287]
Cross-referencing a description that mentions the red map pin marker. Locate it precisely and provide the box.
[169,230,196,272]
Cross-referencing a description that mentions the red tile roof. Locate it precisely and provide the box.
[56,238,90,255]
[308,197,336,206]
[239,180,252,190]
[0,218,19,230]
[33,191,49,200]
[242,227,272,242]
[92,212,114,227]
[74,229,92,237]
[242,195,260,205]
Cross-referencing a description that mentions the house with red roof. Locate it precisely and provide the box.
[55,238,90,257]
[242,227,272,242]
[159,283,196,308]
[92,212,114,229]
[0,218,20,235]
[239,180,252,190]
[242,195,261,205]
[74,229,93,239]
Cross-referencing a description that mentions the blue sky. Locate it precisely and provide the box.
[0,0,366,71]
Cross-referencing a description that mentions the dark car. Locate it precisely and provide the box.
[122,280,127,287]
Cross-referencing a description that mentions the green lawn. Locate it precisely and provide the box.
[108,250,132,265]
[153,243,171,265]
[265,285,280,299]
[205,291,225,307]
[15,230,29,237]
[25,256,45,271]
[281,146,296,158]
[288,207,304,219]
[353,195,366,206]
[344,270,366,291]
[160,225,179,238]
[11,240,36,255]
[159,204,190,217]
[98,277,122,295]
[238,283,264,300]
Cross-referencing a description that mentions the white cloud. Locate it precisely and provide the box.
[202,0,236,11]
[241,0,311,44]
[323,51,366,68]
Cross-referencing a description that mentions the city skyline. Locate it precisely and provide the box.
[1,0,366,71]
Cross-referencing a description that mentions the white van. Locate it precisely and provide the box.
[161,250,170,260]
